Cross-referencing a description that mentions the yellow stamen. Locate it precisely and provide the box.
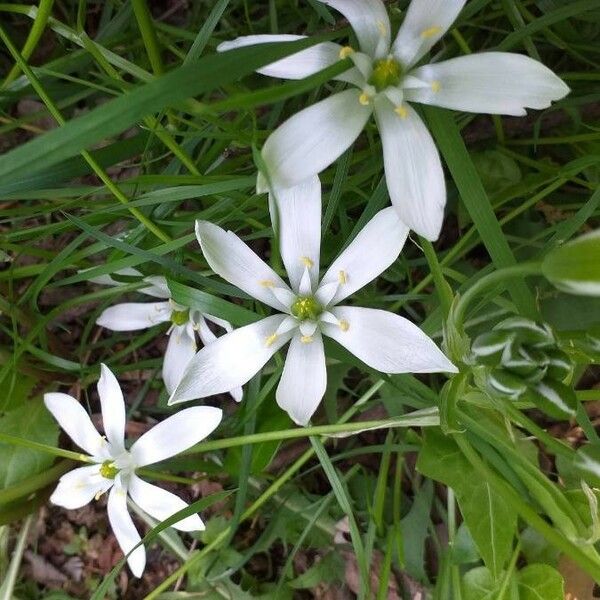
[265,333,278,347]
[421,25,442,39]
[300,335,314,344]
[339,319,350,332]
[300,256,314,268]
[394,104,408,119]
[338,270,347,285]
[359,92,371,106]
[339,46,354,59]
[260,279,275,288]
[431,80,441,93]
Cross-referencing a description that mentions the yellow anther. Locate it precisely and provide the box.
[338,270,347,284]
[394,104,408,119]
[260,279,275,288]
[431,80,441,93]
[265,333,278,347]
[300,256,314,268]
[300,335,314,344]
[359,92,371,106]
[339,46,354,59]
[421,25,442,39]
[339,319,350,332]
[376,20,387,36]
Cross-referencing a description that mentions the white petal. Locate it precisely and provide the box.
[169,315,294,404]
[262,89,372,189]
[96,301,172,331]
[392,0,467,67]
[44,393,107,458]
[374,99,445,241]
[204,313,233,333]
[163,325,197,395]
[128,475,204,532]
[276,332,327,426]
[321,0,391,58]
[97,364,126,453]
[50,465,111,509]
[322,306,457,373]
[405,52,570,116]
[130,406,222,467]
[140,275,171,299]
[195,220,291,312]
[273,176,322,290]
[107,484,145,578]
[319,207,408,304]
[218,35,344,80]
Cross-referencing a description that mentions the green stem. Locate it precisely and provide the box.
[1,0,54,87]
[420,237,454,319]
[0,432,91,463]
[131,0,164,75]
[453,262,543,330]
[184,407,439,454]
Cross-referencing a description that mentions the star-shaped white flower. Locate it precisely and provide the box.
[218,0,569,241]
[169,177,456,425]
[95,271,242,401]
[44,364,222,577]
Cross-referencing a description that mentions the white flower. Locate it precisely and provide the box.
[218,0,569,241]
[44,364,222,578]
[169,177,456,426]
[95,271,242,401]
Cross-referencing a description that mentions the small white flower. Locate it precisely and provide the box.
[169,177,456,426]
[95,271,242,401]
[44,364,222,577]
[219,0,569,241]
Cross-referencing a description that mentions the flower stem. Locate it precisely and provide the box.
[0,432,91,463]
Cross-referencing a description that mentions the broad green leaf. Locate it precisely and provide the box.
[518,564,564,600]
[417,429,516,577]
[0,400,58,488]
[542,230,600,297]
[462,567,503,600]
[288,551,344,589]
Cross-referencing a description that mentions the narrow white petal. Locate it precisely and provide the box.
[322,306,457,373]
[130,406,222,467]
[406,52,570,116]
[44,393,106,458]
[107,484,145,578]
[163,325,197,395]
[97,364,126,452]
[276,332,327,426]
[218,35,344,80]
[140,275,171,299]
[96,302,172,331]
[298,268,313,297]
[50,465,111,509]
[195,220,291,312]
[392,0,467,67]
[204,313,233,333]
[128,475,204,532]
[374,99,445,241]
[169,315,294,404]
[262,89,372,189]
[319,207,408,304]
[321,0,391,58]
[273,176,322,290]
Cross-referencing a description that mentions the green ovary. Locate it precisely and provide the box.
[171,308,189,326]
[291,296,322,321]
[369,57,403,91]
[99,460,119,480]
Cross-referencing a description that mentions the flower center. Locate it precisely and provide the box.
[291,296,322,321]
[171,308,189,326]
[369,57,403,92]
[99,460,119,480]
